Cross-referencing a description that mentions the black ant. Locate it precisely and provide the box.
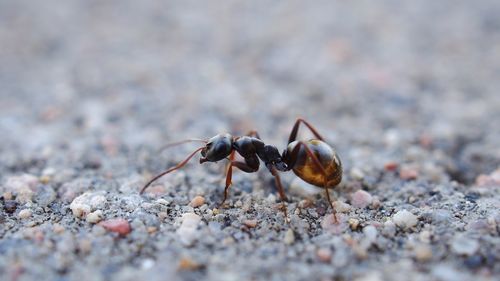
[140,118,343,222]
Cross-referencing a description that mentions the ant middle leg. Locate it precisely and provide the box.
[268,165,289,223]
[288,118,324,144]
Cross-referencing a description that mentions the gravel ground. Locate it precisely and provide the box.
[1,1,500,281]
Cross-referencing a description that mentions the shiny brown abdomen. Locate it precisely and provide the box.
[287,140,342,188]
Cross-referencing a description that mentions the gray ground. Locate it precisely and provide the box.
[1,1,500,281]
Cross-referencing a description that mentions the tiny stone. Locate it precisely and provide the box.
[3,192,13,200]
[53,223,65,234]
[349,218,360,230]
[178,257,201,271]
[382,220,396,237]
[78,239,92,254]
[393,210,418,230]
[414,244,433,262]
[284,229,295,245]
[243,219,258,228]
[4,200,17,213]
[18,209,32,219]
[86,210,103,224]
[157,212,168,220]
[335,201,351,213]
[384,161,399,171]
[350,168,365,180]
[451,235,479,256]
[99,218,131,236]
[316,248,332,263]
[156,198,170,205]
[400,167,419,180]
[177,213,201,246]
[363,225,377,243]
[189,195,205,208]
[322,214,348,234]
[351,190,373,209]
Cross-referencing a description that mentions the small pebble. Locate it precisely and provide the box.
[53,223,65,234]
[18,209,32,219]
[382,220,396,237]
[177,213,201,246]
[99,218,131,236]
[335,201,351,213]
[3,174,39,203]
[322,214,348,234]
[475,168,500,186]
[451,235,479,256]
[243,219,258,228]
[400,167,419,180]
[284,229,295,245]
[189,195,205,208]
[414,244,433,262]
[363,225,377,243]
[86,210,103,224]
[351,190,373,208]
[316,248,332,262]
[393,210,418,230]
[349,218,360,230]
[350,167,365,180]
[178,257,201,271]
[4,200,17,213]
[384,161,399,171]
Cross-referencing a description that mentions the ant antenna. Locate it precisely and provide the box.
[158,139,207,152]
[140,146,205,194]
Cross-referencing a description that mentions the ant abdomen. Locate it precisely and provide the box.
[286,140,342,188]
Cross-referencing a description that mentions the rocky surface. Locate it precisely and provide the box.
[1,1,499,281]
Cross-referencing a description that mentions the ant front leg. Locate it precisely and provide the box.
[288,118,324,144]
[221,153,259,207]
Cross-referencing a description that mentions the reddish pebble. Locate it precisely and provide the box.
[99,218,131,236]
[189,196,205,208]
[351,190,373,208]
[475,169,500,186]
[384,161,399,171]
[400,167,418,180]
[317,248,332,263]
[243,219,258,228]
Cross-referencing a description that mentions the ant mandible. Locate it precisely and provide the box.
[140,118,343,222]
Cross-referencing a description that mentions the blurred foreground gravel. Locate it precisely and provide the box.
[1,1,500,281]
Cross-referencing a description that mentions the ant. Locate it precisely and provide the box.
[140,118,343,222]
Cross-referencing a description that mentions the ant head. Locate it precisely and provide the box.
[200,133,233,163]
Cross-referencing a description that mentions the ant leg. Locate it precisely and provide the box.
[140,147,205,194]
[269,166,289,223]
[289,141,338,223]
[288,118,324,144]
[220,156,259,207]
[221,151,236,206]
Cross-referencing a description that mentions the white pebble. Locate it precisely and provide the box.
[284,229,295,245]
[363,225,378,243]
[451,235,479,256]
[177,213,201,246]
[335,201,352,213]
[86,210,103,224]
[351,190,373,208]
[70,192,107,219]
[18,209,32,219]
[382,220,396,237]
[393,210,418,230]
